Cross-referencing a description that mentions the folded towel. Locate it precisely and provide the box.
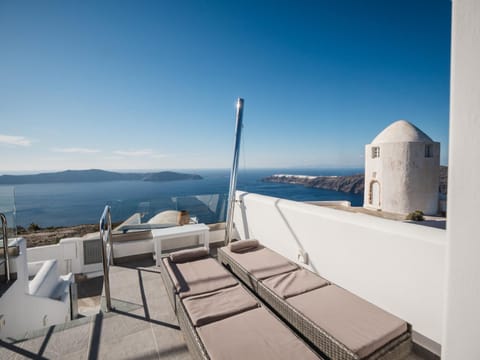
[230,239,260,253]
[169,247,209,263]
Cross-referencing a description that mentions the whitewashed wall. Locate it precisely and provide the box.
[364,142,440,215]
[0,239,72,339]
[27,238,103,276]
[443,0,480,358]
[234,191,446,345]
[26,229,223,276]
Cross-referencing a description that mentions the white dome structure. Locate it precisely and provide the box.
[364,120,440,215]
[371,120,434,144]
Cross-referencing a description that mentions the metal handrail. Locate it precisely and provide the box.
[1,213,11,282]
[225,98,244,245]
[99,205,113,311]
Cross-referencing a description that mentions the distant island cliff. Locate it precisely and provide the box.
[0,169,202,185]
[263,166,448,195]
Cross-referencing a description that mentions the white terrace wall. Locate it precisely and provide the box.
[443,0,480,358]
[234,191,446,346]
[27,238,103,276]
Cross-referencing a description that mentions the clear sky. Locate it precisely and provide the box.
[0,0,451,173]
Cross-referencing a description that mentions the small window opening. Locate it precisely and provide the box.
[425,144,433,158]
[372,146,380,159]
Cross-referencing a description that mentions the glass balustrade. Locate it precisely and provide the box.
[106,193,228,231]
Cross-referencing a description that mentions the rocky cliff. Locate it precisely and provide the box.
[263,174,365,194]
[263,166,448,195]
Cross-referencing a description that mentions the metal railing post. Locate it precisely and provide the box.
[225,98,244,245]
[99,206,113,311]
[1,213,11,282]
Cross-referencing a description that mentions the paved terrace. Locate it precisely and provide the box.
[0,257,189,360]
[1,252,432,360]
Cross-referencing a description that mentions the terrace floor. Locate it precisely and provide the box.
[0,252,435,360]
[0,257,190,360]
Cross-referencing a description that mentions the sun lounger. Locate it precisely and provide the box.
[160,247,323,360]
[218,241,412,360]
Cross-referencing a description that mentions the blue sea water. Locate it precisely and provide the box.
[1,168,364,228]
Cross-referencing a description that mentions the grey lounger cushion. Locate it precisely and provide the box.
[221,245,298,280]
[182,284,259,326]
[197,307,320,360]
[287,285,408,358]
[163,257,237,299]
[262,268,329,299]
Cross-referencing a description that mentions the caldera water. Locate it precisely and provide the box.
[1,168,363,228]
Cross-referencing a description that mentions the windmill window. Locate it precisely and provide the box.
[372,147,380,159]
[425,144,433,158]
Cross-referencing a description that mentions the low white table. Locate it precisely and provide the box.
[152,223,210,266]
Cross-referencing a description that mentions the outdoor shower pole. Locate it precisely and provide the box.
[225,98,244,245]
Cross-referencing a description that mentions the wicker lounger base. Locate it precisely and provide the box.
[160,257,209,359]
[218,248,412,360]
[160,255,324,360]
[176,294,210,360]
[160,256,178,313]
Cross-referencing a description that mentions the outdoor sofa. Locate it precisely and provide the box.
[217,240,412,360]
[160,247,323,360]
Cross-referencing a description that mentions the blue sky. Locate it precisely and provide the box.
[0,0,451,173]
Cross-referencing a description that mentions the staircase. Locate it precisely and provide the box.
[0,234,75,339]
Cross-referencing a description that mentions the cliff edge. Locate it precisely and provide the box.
[263,166,448,195]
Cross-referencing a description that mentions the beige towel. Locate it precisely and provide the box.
[230,239,260,253]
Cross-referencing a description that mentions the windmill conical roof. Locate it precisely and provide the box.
[371,120,433,144]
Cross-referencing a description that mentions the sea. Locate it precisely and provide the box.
[0,168,363,228]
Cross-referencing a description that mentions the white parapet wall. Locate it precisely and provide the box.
[26,226,223,277]
[443,0,480,358]
[27,237,103,276]
[0,238,73,339]
[233,191,446,347]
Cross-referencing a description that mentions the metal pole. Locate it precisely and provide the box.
[107,209,113,266]
[100,206,112,311]
[1,213,10,282]
[225,98,244,245]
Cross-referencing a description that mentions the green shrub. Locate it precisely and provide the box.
[16,225,26,234]
[406,210,425,221]
[28,222,41,232]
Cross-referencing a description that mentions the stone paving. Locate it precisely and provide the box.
[0,260,191,360]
